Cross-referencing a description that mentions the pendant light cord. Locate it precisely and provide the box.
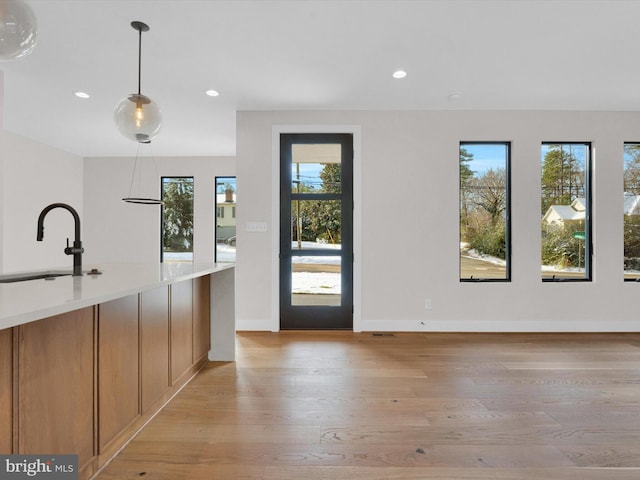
[137,26,142,95]
[124,141,163,205]
[126,142,143,199]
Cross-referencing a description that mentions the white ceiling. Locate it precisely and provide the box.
[2,0,640,158]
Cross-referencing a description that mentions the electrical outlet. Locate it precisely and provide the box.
[425,298,432,310]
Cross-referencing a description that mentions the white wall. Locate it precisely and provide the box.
[5,108,639,332]
[0,132,4,273]
[235,110,640,332]
[83,156,235,265]
[0,129,84,273]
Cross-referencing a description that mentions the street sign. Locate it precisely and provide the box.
[574,231,586,240]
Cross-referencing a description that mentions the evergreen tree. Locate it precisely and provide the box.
[459,148,475,242]
[293,163,342,243]
[163,178,194,252]
[459,148,474,189]
[307,163,342,243]
[541,145,585,213]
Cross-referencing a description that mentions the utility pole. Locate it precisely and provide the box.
[296,163,302,250]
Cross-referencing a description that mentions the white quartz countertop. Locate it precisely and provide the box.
[0,262,234,330]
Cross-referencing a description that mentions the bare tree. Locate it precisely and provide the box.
[467,168,507,225]
[624,144,640,194]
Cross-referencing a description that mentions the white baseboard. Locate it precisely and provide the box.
[359,318,640,333]
[236,318,279,332]
[235,317,639,333]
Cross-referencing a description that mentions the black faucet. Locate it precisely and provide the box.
[37,203,84,276]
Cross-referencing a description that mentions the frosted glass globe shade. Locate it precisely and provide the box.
[0,0,37,60]
[113,93,162,143]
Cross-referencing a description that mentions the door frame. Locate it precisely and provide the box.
[271,125,362,332]
[279,133,353,330]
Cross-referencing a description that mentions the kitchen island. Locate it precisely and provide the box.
[0,262,235,480]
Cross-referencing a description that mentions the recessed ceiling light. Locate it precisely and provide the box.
[74,91,90,99]
[205,89,220,97]
[392,70,407,79]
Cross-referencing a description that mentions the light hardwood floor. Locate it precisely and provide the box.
[95,331,640,480]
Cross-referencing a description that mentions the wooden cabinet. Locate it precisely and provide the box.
[18,307,95,471]
[1,273,214,479]
[170,280,193,385]
[0,328,12,453]
[98,295,140,452]
[193,275,211,362]
[140,286,170,413]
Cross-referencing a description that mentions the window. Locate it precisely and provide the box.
[541,143,591,281]
[215,176,236,262]
[161,177,194,263]
[624,143,640,280]
[459,142,511,281]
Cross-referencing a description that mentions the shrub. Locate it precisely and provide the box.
[467,220,506,259]
[541,222,585,268]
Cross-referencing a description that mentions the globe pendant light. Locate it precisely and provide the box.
[0,0,37,60]
[114,21,161,143]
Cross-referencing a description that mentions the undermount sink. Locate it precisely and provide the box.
[0,271,72,283]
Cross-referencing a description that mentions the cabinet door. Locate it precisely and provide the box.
[140,286,169,412]
[98,295,140,451]
[18,308,94,468]
[170,280,193,384]
[193,275,211,362]
[0,328,12,453]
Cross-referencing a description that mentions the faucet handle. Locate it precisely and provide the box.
[64,238,84,255]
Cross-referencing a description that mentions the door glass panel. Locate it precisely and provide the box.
[291,144,342,193]
[291,256,341,306]
[292,200,342,248]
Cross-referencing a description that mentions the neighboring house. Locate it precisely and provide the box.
[542,197,586,226]
[624,192,640,215]
[216,190,237,242]
[544,195,640,228]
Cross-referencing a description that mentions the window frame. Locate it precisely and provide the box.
[459,141,512,283]
[623,142,640,281]
[215,176,237,263]
[540,142,592,282]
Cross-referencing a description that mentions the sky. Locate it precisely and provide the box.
[216,176,236,193]
[292,162,326,189]
[296,144,509,185]
[540,143,588,165]
[462,143,508,177]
